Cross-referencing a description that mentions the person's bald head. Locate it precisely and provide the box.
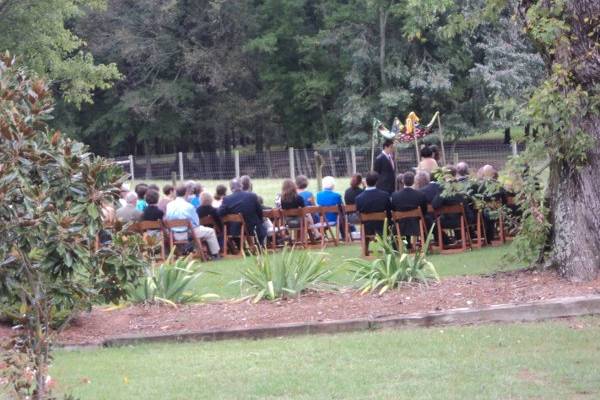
[125,192,138,205]
[456,162,469,177]
[482,164,496,179]
[230,178,242,192]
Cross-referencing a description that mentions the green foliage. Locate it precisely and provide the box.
[0,56,144,399]
[236,246,337,302]
[0,0,121,106]
[348,221,438,294]
[128,254,216,306]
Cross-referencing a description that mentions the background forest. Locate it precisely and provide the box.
[0,0,545,157]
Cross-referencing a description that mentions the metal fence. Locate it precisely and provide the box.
[113,140,524,181]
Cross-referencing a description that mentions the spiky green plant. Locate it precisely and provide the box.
[129,252,217,306]
[347,221,439,295]
[236,246,337,302]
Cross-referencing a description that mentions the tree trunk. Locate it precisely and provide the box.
[520,0,600,281]
[546,118,600,281]
[378,7,387,86]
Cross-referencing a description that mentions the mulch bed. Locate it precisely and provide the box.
[2,269,600,346]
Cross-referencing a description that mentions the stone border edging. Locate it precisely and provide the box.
[101,295,600,348]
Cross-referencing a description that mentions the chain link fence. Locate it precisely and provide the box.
[114,140,524,182]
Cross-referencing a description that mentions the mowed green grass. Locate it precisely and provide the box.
[194,244,520,299]
[51,317,600,400]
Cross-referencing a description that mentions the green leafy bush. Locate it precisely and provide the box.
[236,247,337,302]
[347,222,439,294]
[129,253,216,305]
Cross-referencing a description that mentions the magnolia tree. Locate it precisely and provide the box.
[0,54,145,399]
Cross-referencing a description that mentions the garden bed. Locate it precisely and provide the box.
[2,269,600,346]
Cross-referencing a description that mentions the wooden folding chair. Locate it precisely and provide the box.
[163,219,208,261]
[392,208,427,253]
[343,204,361,244]
[315,205,340,247]
[435,204,471,254]
[303,205,324,247]
[359,212,388,257]
[138,220,166,260]
[485,200,506,246]
[469,210,487,249]
[263,208,284,250]
[281,208,308,248]
[221,213,250,256]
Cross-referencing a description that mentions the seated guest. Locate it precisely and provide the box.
[197,192,222,232]
[296,175,315,206]
[416,170,441,205]
[134,183,148,211]
[344,174,364,205]
[391,172,428,243]
[395,173,404,192]
[166,185,220,259]
[432,166,475,230]
[417,146,438,173]
[158,184,175,213]
[355,171,391,236]
[240,175,253,192]
[212,184,227,208]
[456,162,470,182]
[186,181,202,208]
[142,189,164,221]
[117,192,143,223]
[118,183,129,208]
[148,183,160,192]
[475,165,506,242]
[219,179,266,246]
[316,176,343,224]
[279,178,320,240]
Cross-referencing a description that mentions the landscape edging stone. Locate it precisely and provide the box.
[100,295,600,348]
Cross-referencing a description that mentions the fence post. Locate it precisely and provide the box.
[128,155,135,182]
[351,146,357,175]
[234,150,240,178]
[178,152,184,182]
[453,152,459,165]
[511,142,518,156]
[289,147,295,178]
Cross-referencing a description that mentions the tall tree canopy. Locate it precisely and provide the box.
[52,0,543,156]
[0,0,121,106]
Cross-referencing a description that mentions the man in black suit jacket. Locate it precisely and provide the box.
[391,172,428,238]
[373,139,396,194]
[355,171,391,236]
[218,179,266,245]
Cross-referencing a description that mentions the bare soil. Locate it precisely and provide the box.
[2,269,600,346]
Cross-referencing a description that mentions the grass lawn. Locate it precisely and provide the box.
[51,317,600,399]
[194,244,522,299]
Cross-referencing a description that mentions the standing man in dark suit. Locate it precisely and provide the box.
[218,179,266,246]
[373,139,396,194]
[391,172,428,241]
[355,171,391,236]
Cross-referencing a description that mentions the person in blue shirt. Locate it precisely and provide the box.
[316,176,343,224]
[134,183,148,211]
[295,175,315,206]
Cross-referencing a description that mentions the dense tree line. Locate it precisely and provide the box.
[2,0,544,157]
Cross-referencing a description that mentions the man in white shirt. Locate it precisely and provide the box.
[166,185,220,259]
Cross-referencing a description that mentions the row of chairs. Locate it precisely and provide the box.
[100,201,514,261]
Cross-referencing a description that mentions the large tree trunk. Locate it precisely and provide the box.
[521,0,600,280]
[546,120,600,281]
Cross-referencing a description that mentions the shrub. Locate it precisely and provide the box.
[129,253,217,305]
[236,246,336,302]
[347,221,439,294]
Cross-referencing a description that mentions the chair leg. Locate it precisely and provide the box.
[437,217,444,252]
[460,217,467,251]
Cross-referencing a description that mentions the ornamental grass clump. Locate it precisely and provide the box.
[129,252,217,306]
[347,221,439,295]
[236,246,336,302]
